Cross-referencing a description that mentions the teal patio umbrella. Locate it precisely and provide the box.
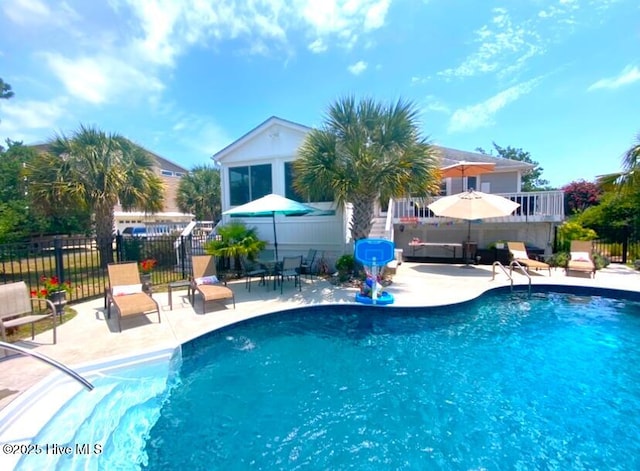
[222,193,319,260]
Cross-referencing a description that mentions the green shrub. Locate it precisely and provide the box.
[204,221,266,274]
[557,221,597,252]
[592,252,610,270]
[335,254,357,281]
[547,252,569,268]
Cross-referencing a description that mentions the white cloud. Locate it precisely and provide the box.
[0,98,67,143]
[2,0,79,27]
[119,0,391,63]
[439,8,543,80]
[448,78,540,133]
[308,38,328,53]
[348,60,368,75]
[42,53,164,105]
[164,113,232,158]
[2,0,50,24]
[423,96,450,114]
[588,65,640,91]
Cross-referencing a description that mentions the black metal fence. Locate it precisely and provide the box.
[0,234,211,303]
[555,231,640,264]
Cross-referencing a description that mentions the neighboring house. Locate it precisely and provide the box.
[213,116,564,263]
[32,144,194,234]
[113,150,194,233]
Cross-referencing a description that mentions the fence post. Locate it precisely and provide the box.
[180,235,187,279]
[53,237,65,284]
[622,225,630,264]
[115,234,123,262]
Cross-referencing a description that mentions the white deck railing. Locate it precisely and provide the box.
[392,191,565,223]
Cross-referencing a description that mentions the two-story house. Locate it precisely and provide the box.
[213,116,564,264]
[113,150,194,234]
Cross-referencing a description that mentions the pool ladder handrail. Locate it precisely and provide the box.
[0,341,94,391]
[492,261,532,295]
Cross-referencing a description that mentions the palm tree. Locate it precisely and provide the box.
[176,164,221,221]
[294,96,442,241]
[620,132,640,188]
[28,125,164,265]
[0,78,13,100]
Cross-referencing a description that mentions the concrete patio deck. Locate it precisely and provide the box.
[2,261,639,410]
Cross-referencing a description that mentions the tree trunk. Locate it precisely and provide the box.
[350,195,376,241]
[94,201,116,268]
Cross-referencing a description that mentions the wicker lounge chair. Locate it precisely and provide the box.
[107,262,161,332]
[507,242,551,275]
[566,240,596,278]
[0,281,57,344]
[190,255,235,311]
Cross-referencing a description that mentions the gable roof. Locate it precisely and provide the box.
[30,143,188,173]
[212,116,533,171]
[436,146,533,171]
[212,116,311,162]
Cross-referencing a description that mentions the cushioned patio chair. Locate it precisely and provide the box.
[278,255,302,294]
[107,262,161,332]
[240,256,267,292]
[507,241,551,275]
[300,249,317,280]
[0,281,57,344]
[566,240,596,278]
[190,255,235,311]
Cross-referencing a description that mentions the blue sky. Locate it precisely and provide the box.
[1,0,638,188]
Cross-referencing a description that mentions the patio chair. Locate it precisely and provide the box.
[258,249,276,262]
[0,281,57,344]
[240,256,267,292]
[190,255,235,311]
[299,249,317,280]
[566,240,596,278]
[278,255,302,294]
[507,242,551,275]
[107,262,161,332]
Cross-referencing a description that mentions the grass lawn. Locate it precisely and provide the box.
[4,308,77,343]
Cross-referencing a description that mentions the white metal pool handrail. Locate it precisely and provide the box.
[0,341,94,391]
[492,261,533,296]
[508,260,532,295]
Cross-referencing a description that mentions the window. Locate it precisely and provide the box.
[466,176,477,191]
[284,161,333,202]
[161,170,173,176]
[439,181,447,196]
[229,164,272,205]
[284,162,305,201]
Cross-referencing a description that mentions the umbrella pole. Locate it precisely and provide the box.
[462,220,474,268]
[272,213,278,260]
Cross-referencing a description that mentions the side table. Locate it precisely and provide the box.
[168,280,192,310]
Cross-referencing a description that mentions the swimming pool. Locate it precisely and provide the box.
[7,286,640,469]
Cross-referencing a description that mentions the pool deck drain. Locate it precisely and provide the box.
[1,262,639,410]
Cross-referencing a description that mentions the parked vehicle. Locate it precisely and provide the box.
[121,227,147,238]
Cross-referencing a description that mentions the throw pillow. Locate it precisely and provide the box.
[570,251,591,262]
[510,249,528,260]
[195,275,219,285]
[112,283,143,296]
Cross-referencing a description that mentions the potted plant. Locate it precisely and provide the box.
[205,222,266,276]
[139,258,157,286]
[33,275,73,315]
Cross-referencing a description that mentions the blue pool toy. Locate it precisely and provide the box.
[354,238,395,305]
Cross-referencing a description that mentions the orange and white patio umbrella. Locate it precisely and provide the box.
[440,161,496,179]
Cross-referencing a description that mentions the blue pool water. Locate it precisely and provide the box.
[11,287,640,470]
[141,288,640,470]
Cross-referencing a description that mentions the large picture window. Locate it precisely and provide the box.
[229,164,272,205]
[284,161,333,202]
